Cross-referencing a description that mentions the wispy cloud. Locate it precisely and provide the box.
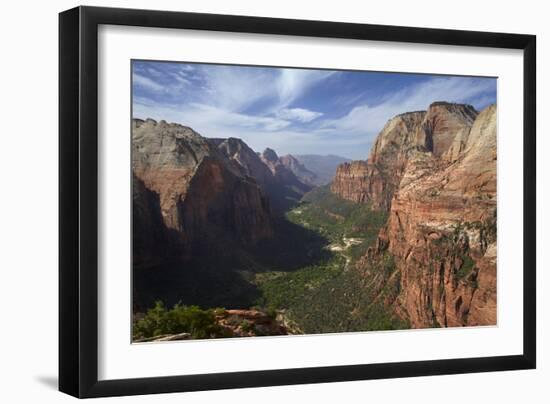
[320,76,496,136]
[171,70,192,86]
[191,103,292,132]
[132,73,164,92]
[132,70,191,99]
[276,107,323,123]
[132,61,496,159]
[276,69,336,108]
[198,65,275,112]
[133,100,292,133]
[191,66,335,115]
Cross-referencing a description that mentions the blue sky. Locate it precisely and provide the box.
[132,61,496,159]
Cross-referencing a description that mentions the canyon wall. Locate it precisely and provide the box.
[333,102,497,328]
[210,139,312,212]
[132,119,274,263]
[384,105,497,327]
[331,103,478,210]
[132,120,314,265]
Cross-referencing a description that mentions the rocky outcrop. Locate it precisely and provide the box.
[216,309,291,337]
[279,154,318,186]
[366,104,497,328]
[132,119,273,263]
[420,102,478,158]
[331,103,478,210]
[135,309,293,342]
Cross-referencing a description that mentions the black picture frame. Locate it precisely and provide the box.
[59,5,536,398]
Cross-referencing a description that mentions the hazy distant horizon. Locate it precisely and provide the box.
[133,116,358,160]
[132,61,496,160]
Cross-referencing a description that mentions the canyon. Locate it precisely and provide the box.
[132,118,321,312]
[132,100,497,340]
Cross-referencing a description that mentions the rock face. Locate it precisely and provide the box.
[331,111,424,209]
[331,103,478,210]
[330,160,374,205]
[260,148,310,192]
[279,154,318,186]
[420,102,478,158]
[259,148,313,211]
[132,119,273,263]
[208,137,274,187]
[359,104,497,328]
[132,173,174,265]
[209,139,312,213]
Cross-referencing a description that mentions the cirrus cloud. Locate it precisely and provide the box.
[132,61,496,159]
[276,107,323,123]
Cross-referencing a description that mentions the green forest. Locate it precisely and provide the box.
[133,185,408,340]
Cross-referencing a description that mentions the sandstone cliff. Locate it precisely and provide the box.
[360,104,497,328]
[331,103,478,210]
[132,119,273,263]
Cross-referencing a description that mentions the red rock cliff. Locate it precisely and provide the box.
[331,103,478,210]
[370,104,497,328]
[132,119,273,262]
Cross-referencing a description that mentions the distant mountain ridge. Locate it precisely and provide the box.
[279,154,318,186]
[259,148,312,198]
[209,140,312,212]
[293,154,352,185]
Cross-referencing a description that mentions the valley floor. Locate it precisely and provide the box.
[133,186,409,342]
[251,186,408,335]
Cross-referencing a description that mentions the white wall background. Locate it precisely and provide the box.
[0,0,546,402]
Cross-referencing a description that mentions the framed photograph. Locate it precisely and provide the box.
[59,6,536,398]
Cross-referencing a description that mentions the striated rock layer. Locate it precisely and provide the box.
[360,104,497,328]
